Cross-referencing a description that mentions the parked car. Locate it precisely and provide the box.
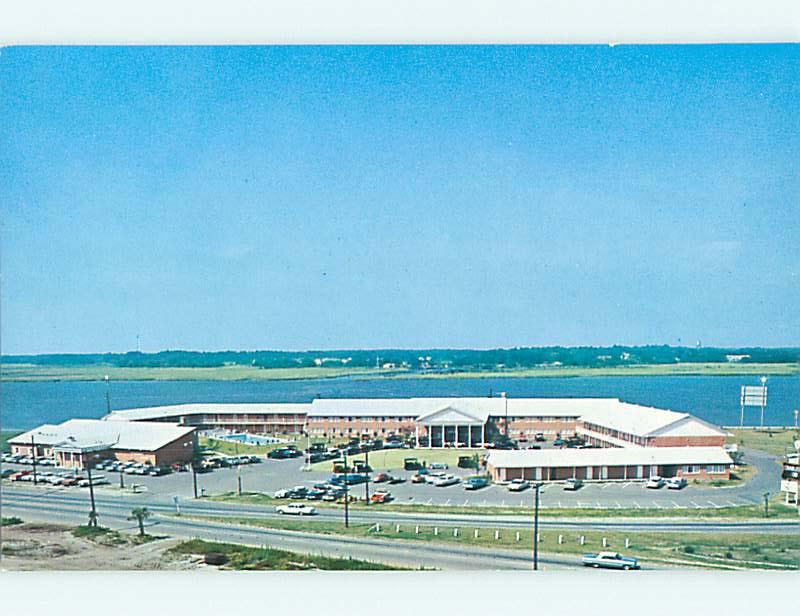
[289,486,309,498]
[276,503,316,516]
[274,489,291,499]
[582,552,640,570]
[148,466,170,476]
[411,473,428,483]
[429,462,449,470]
[507,479,530,492]
[370,489,393,504]
[534,433,546,442]
[464,476,489,490]
[553,438,566,447]
[372,472,390,483]
[666,477,687,490]
[387,475,406,484]
[305,489,326,500]
[431,474,460,487]
[563,478,583,491]
[646,476,665,489]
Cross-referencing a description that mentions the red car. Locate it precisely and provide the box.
[373,472,390,483]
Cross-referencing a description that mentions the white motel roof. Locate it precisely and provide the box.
[10,419,196,452]
[579,402,728,438]
[486,446,733,469]
[104,403,311,422]
[308,397,610,422]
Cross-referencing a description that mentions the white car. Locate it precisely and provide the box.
[507,479,530,492]
[431,474,460,487]
[276,503,316,516]
[274,489,291,499]
[429,462,449,470]
[646,476,665,489]
[666,477,688,490]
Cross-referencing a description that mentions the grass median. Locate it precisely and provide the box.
[208,490,800,519]
[176,513,800,570]
[727,428,800,458]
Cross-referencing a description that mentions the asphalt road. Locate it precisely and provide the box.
[1,491,592,570]
[3,482,798,534]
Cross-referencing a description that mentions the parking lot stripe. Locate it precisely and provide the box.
[615,501,622,509]
[726,500,739,507]
[463,499,469,506]
[671,501,682,509]
[690,501,704,509]
[622,482,633,488]
[708,501,722,508]
[651,501,662,509]
[634,502,642,509]
[444,499,451,506]
[595,502,602,509]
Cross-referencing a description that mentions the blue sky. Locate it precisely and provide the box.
[1,45,798,353]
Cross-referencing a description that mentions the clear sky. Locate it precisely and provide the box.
[1,45,798,354]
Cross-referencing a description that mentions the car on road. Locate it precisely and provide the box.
[646,476,665,489]
[464,476,489,490]
[582,552,640,570]
[276,503,317,515]
[563,478,583,491]
[431,474,460,487]
[507,479,530,492]
[666,477,688,490]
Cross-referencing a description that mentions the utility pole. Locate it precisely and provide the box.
[759,376,767,428]
[192,463,198,498]
[501,392,508,438]
[30,435,38,485]
[533,482,541,571]
[794,409,798,430]
[343,450,350,528]
[119,466,125,489]
[87,457,98,527]
[104,375,111,415]
[763,491,770,518]
[364,448,370,506]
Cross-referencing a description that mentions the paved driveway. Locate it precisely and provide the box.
[2,447,780,511]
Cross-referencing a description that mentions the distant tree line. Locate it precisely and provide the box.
[2,346,799,370]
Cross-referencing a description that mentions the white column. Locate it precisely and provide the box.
[468,425,473,448]
[415,425,419,448]
[441,425,445,448]
[481,424,485,446]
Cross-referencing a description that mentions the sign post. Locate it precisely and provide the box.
[740,381,768,427]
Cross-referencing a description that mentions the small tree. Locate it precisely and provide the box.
[129,507,152,536]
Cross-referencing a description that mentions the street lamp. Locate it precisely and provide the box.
[533,482,541,571]
[759,376,768,428]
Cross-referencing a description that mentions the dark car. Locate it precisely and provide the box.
[306,489,326,500]
[464,477,490,490]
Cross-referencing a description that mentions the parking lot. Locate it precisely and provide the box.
[2,445,779,511]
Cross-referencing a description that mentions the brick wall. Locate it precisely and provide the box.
[649,436,726,447]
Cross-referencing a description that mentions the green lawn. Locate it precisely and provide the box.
[198,436,301,456]
[308,447,483,472]
[209,491,800,519]
[181,514,800,570]
[727,428,800,457]
[167,538,402,570]
[2,362,797,382]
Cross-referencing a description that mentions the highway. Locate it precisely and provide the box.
[2,488,586,570]
[3,484,798,534]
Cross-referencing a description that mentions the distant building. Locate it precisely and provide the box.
[781,454,799,505]
[725,354,751,363]
[9,419,196,469]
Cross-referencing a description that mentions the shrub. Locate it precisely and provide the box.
[204,552,229,566]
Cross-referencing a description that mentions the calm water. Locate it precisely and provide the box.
[2,375,799,431]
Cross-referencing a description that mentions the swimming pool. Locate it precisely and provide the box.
[221,433,283,446]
